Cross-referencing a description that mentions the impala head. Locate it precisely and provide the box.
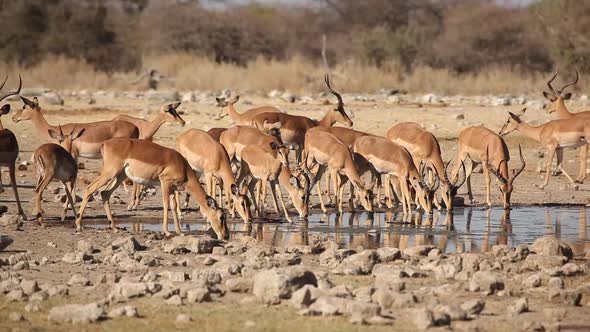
[324,74,353,127]
[0,75,22,105]
[543,69,578,114]
[351,179,373,212]
[161,101,185,126]
[484,145,526,209]
[288,174,309,218]
[216,95,239,118]
[442,160,466,211]
[205,196,229,240]
[230,183,252,224]
[499,108,527,136]
[270,142,289,167]
[414,162,441,215]
[48,125,86,154]
[13,95,39,123]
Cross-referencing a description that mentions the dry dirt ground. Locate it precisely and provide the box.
[0,93,589,331]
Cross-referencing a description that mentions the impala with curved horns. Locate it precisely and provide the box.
[451,126,525,209]
[250,74,353,161]
[0,75,25,218]
[543,69,590,183]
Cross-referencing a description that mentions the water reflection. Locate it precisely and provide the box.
[90,206,589,256]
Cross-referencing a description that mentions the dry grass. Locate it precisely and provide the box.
[0,53,586,95]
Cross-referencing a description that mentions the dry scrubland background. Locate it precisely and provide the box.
[0,0,589,94]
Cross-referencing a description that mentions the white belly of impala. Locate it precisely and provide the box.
[79,153,103,159]
[125,166,160,186]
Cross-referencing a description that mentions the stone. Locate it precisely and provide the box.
[252,267,317,305]
[332,250,378,275]
[186,288,211,303]
[9,312,25,322]
[376,247,401,262]
[6,289,26,301]
[308,296,380,318]
[561,290,582,306]
[391,292,418,309]
[12,261,29,271]
[290,285,318,309]
[371,287,395,309]
[469,271,504,295]
[366,315,394,326]
[460,299,485,316]
[160,271,187,282]
[145,90,180,102]
[25,302,40,313]
[403,245,436,258]
[30,290,48,302]
[0,214,20,227]
[192,269,222,285]
[413,308,434,330]
[319,249,355,268]
[67,274,91,286]
[434,304,467,321]
[462,253,481,273]
[166,294,184,306]
[561,262,583,276]
[530,237,573,259]
[111,236,142,253]
[433,263,458,280]
[522,274,542,288]
[62,252,93,264]
[20,280,39,295]
[522,254,567,270]
[176,314,192,322]
[8,253,31,265]
[48,303,104,323]
[508,297,529,315]
[108,305,139,318]
[47,285,69,297]
[0,234,13,251]
[165,236,218,254]
[548,277,564,290]
[42,91,64,105]
[77,240,95,255]
[212,247,227,255]
[225,277,253,293]
[109,282,150,301]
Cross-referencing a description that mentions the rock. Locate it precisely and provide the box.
[6,289,25,301]
[434,304,467,321]
[47,241,57,248]
[9,312,25,322]
[0,234,13,251]
[319,249,355,268]
[455,113,465,120]
[469,271,504,295]
[192,269,222,285]
[392,292,418,309]
[548,277,564,290]
[20,280,39,295]
[332,250,377,275]
[290,285,319,309]
[403,245,435,258]
[47,285,69,297]
[111,236,142,253]
[460,299,485,316]
[186,288,211,303]
[181,92,197,103]
[376,247,401,262]
[42,91,64,105]
[25,302,40,313]
[176,314,192,322]
[522,274,542,288]
[12,261,29,271]
[160,271,187,282]
[77,240,95,255]
[252,267,317,305]
[225,277,253,293]
[108,305,139,318]
[212,247,227,255]
[166,294,184,306]
[508,297,528,315]
[413,308,434,330]
[0,214,19,227]
[48,303,104,323]
[8,253,30,265]
[30,290,48,302]
[165,236,218,254]
[433,263,458,280]
[522,254,567,270]
[109,282,151,301]
[530,237,573,259]
[371,287,395,309]
[62,252,93,264]
[308,296,380,318]
[561,290,582,306]
[145,90,180,102]
[462,253,481,273]
[561,262,583,276]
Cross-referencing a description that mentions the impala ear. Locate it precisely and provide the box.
[72,128,86,141]
[230,95,240,104]
[508,112,522,123]
[216,97,226,107]
[206,196,218,208]
[563,92,572,100]
[48,129,61,140]
[230,184,239,196]
[542,91,553,100]
[20,96,37,109]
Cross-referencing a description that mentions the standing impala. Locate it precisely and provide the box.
[13,97,139,160]
[33,126,85,224]
[112,102,185,140]
[301,129,372,213]
[499,108,590,189]
[387,122,466,211]
[75,138,228,239]
[543,70,590,183]
[219,125,283,162]
[451,126,525,209]
[176,128,251,224]
[0,75,25,218]
[216,95,280,124]
[353,135,438,215]
[251,74,353,161]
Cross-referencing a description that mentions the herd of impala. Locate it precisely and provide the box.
[0,71,588,240]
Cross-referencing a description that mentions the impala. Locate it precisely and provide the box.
[14,97,139,160]
[387,122,466,211]
[250,74,353,161]
[499,108,589,189]
[33,126,85,224]
[176,128,251,224]
[0,75,25,218]
[216,95,280,125]
[219,125,283,162]
[543,70,590,183]
[353,135,439,215]
[74,138,228,239]
[207,127,228,142]
[301,129,372,213]
[451,126,525,208]
[236,143,309,220]
[112,102,185,140]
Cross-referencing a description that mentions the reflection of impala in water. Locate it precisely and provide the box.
[545,207,589,257]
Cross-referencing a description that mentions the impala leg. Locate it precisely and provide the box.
[175,191,182,222]
[169,190,182,235]
[481,163,492,208]
[577,144,588,183]
[349,182,356,209]
[260,179,268,215]
[255,180,263,217]
[62,180,77,222]
[34,174,52,224]
[9,163,26,220]
[556,148,577,185]
[183,193,191,211]
[161,184,172,236]
[273,181,290,221]
[541,146,557,190]
[100,173,127,232]
[0,171,4,194]
[464,160,474,204]
[247,178,260,217]
[399,178,410,215]
[268,180,281,214]
[337,174,346,213]
[127,183,137,211]
[326,172,333,205]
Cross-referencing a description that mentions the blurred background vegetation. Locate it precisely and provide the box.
[0,0,588,94]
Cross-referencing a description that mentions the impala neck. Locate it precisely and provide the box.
[223,104,242,123]
[277,164,295,191]
[217,164,237,201]
[142,113,168,140]
[430,156,448,185]
[554,98,574,119]
[515,121,542,142]
[343,158,365,190]
[186,169,213,210]
[0,118,5,131]
[30,109,56,141]
[318,112,337,127]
